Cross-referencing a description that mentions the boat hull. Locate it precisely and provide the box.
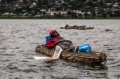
[35,45,106,64]
[60,25,94,30]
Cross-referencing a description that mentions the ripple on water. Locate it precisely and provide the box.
[0,54,15,56]
[0,20,120,79]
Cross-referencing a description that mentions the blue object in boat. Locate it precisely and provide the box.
[78,44,91,53]
[46,36,50,43]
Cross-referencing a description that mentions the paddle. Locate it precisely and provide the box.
[52,45,63,59]
[33,45,63,60]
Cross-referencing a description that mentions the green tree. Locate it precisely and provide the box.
[84,12,88,18]
[54,13,62,18]
[1,0,5,3]
[67,11,72,16]
[7,0,11,3]
[55,6,62,11]
[98,7,104,16]
[114,10,120,16]
[107,10,112,17]
[41,0,48,5]
[87,1,94,7]
[13,8,22,15]
[92,11,96,17]
[102,12,107,17]
[37,0,41,7]
[71,12,77,18]
[23,0,27,3]
[26,6,32,13]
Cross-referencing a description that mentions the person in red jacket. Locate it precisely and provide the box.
[46,28,64,49]
[46,28,74,49]
[46,28,91,53]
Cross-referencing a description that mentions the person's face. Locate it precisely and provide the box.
[51,31,59,38]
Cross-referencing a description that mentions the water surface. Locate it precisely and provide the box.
[0,19,120,79]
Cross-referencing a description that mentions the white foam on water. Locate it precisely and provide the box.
[33,56,51,60]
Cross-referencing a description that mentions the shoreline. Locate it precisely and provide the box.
[0,16,120,19]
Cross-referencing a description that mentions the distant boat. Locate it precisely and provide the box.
[60,25,94,30]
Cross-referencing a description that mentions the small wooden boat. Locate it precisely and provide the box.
[35,45,107,64]
[60,25,94,30]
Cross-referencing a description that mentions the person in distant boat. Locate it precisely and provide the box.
[65,24,69,28]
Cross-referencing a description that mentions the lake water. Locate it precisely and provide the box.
[0,19,120,79]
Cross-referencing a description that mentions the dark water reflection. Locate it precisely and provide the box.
[0,19,120,79]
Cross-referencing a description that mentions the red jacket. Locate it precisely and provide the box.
[46,36,63,49]
[46,28,72,49]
